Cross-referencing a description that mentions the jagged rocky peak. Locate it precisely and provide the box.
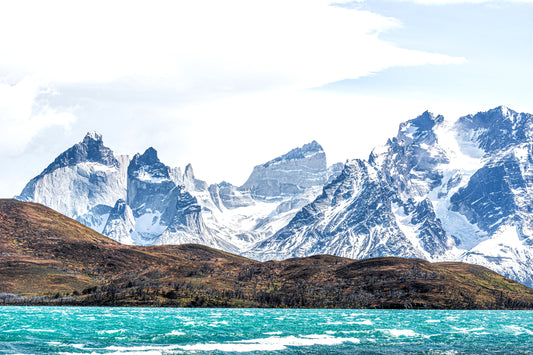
[397,111,444,145]
[182,163,208,192]
[458,106,518,128]
[261,140,324,168]
[84,131,103,143]
[126,147,176,215]
[369,111,448,197]
[454,106,533,153]
[128,147,170,182]
[240,140,328,198]
[40,131,119,175]
[184,163,194,179]
[183,163,196,185]
[16,131,128,233]
[369,111,444,166]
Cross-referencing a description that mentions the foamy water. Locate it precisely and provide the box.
[1,307,533,354]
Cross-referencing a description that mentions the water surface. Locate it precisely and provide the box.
[1,307,533,354]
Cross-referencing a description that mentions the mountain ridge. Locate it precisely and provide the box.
[17,136,339,254]
[248,106,533,287]
[15,106,533,287]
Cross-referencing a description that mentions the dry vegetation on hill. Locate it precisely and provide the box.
[1,199,533,309]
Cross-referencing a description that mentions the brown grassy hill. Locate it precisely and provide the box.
[1,199,533,309]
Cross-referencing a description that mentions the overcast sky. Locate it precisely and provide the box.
[1,0,532,197]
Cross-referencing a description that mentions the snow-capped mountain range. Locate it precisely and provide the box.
[18,134,340,256]
[16,106,533,287]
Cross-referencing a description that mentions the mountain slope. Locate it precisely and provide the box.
[251,107,533,287]
[17,138,339,255]
[252,112,452,261]
[121,147,233,250]
[1,199,533,309]
[17,132,129,233]
[250,159,420,260]
[14,106,533,288]
[191,141,338,251]
[240,140,328,199]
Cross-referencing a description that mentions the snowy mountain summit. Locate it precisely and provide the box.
[18,132,129,232]
[241,140,327,199]
[252,106,533,286]
[17,106,533,287]
[18,136,339,254]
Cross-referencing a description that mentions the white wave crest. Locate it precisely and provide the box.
[350,319,373,325]
[384,329,419,337]
[179,334,360,352]
[263,331,283,335]
[505,325,533,335]
[96,329,125,335]
[167,330,186,336]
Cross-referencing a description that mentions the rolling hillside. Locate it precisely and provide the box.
[1,199,533,309]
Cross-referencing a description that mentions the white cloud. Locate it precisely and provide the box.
[0,0,465,89]
[0,0,470,196]
[0,79,75,155]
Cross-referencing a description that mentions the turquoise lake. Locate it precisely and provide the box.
[1,307,533,354]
